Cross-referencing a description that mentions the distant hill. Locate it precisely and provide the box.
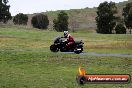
[26,0,131,30]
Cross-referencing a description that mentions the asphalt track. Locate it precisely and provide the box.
[1,49,132,57]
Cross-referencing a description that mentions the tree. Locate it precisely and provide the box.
[31,14,49,29]
[0,0,12,23]
[123,2,132,34]
[53,11,69,32]
[115,23,126,34]
[13,13,28,25]
[95,1,117,34]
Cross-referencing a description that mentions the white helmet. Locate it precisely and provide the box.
[64,31,69,38]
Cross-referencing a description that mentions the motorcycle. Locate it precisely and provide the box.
[50,37,84,54]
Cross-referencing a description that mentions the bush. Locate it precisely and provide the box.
[31,14,49,29]
[115,23,126,34]
[13,13,28,25]
[53,11,69,32]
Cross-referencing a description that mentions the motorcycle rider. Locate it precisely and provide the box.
[64,31,74,49]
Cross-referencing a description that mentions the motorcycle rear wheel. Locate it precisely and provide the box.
[74,48,83,54]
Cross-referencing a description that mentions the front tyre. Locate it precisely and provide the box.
[50,44,59,52]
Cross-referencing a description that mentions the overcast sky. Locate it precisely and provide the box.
[9,0,127,16]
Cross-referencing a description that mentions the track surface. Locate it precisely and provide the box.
[1,49,132,57]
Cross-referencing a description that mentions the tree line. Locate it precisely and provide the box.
[0,0,132,34]
[4,10,69,32]
[96,1,132,34]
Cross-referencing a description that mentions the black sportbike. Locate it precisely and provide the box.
[50,37,84,54]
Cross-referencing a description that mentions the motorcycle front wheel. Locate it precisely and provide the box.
[50,44,59,52]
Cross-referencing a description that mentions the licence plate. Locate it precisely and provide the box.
[77,49,81,50]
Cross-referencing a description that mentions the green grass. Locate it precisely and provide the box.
[0,51,132,88]
[0,26,132,88]
[0,26,132,54]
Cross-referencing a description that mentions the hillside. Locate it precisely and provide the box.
[26,0,131,30]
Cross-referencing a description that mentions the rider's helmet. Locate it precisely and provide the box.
[64,31,69,38]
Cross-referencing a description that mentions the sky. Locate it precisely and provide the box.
[9,0,127,16]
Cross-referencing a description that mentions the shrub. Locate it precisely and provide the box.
[31,14,49,29]
[115,23,126,34]
[13,13,28,25]
[53,11,69,32]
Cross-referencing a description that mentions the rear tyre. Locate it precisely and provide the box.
[74,48,83,54]
[50,44,59,52]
